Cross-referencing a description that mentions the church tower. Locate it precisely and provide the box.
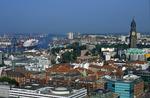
[129,18,137,48]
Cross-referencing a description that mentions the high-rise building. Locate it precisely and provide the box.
[129,18,137,48]
[68,32,74,39]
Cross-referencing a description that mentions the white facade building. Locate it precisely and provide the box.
[137,33,141,39]
[0,85,10,98]
[9,87,87,98]
[121,35,126,42]
[25,56,50,72]
[105,53,111,61]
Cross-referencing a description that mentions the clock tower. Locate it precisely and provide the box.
[129,18,137,48]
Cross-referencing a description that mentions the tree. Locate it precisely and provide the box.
[51,59,56,64]
[62,51,77,63]
[90,48,98,56]
[0,64,5,67]
[51,47,63,55]
[79,45,86,50]
[147,57,150,61]
[85,51,91,56]
[0,77,18,85]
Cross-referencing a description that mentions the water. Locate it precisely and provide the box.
[0,33,66,53]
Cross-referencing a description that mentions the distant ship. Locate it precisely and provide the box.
[23,39,39,48]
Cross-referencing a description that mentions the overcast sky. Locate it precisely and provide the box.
[0,0,149,34]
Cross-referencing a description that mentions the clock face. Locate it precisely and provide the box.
[132,32,136,36]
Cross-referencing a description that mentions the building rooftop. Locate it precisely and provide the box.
[11,85,86,97]
[105,74,142,83]
[126,48,146,54]
[5,70,25,77]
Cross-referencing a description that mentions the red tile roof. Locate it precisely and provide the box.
[75,67,94,75]
[128,61,147,65]
[89,64,102,69]
[46,63,73,73]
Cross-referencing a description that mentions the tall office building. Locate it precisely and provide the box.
[68,32,74,39]
[129,18,137,48]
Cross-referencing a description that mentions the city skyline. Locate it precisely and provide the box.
[0,0,150,34]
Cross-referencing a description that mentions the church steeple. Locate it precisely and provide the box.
[129,18,137,48]
[130,18,136,32]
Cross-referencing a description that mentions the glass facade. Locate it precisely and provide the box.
[107,80,134,98]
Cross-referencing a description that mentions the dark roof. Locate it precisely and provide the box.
[6,70,25,77]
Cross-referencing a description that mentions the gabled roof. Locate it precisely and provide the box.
[46,63,73,73]
[128,61,147,65]
[6,70,25,77]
